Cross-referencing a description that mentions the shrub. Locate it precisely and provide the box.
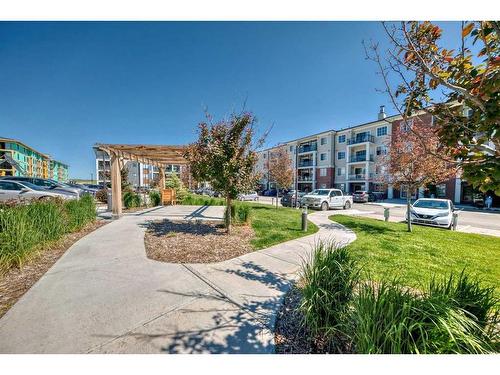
[95,188,108,203]
[349,280,496,354]
[149,190,161,206]
[0,197,97,271]
[123,191,141,209]
[299,241,360,346]
[228,203,252,224]
[181,193,225,206]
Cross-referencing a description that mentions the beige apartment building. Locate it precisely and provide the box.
[256,106,483,204]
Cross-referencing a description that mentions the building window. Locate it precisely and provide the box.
[263,154,266,159]
[320,137,327,145]
[377,126,387,137]
[400,119,414,132]
[320,168,327,177]
[436,184,446,198]
[376,146,387,155]
[338,135,346,143]
[320,153,326,161]
[337,167,344,176]
[289,145,294,152]
[337,151,345,160]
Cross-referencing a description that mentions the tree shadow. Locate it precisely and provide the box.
[92,260,295,353]
[140,220,224,237]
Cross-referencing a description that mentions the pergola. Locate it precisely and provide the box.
[94,143,187,218]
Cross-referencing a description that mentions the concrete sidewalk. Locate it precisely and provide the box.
[0,206,354,354]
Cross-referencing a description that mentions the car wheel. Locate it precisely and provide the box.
[344,201,351,210]
[321,201,329,211]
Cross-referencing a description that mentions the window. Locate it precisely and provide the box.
[289,145,294,152]
[0,181,22,190]
[436,184,446,198]
[337,167,344,176]
[320,168,327,177]
[337,151,345,160]
[338,135,346,143]
[320,137,327,145]
[376,146,387,155]
[377,126,387,137]
[320,153,326,161]
[400,119,414,132]
[263,154,266,159]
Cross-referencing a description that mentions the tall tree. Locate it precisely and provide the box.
[184,112,264,234]
[365,21,499,195]
[267,145,294,209]
[376,118,456,232]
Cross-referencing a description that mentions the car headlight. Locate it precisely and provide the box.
[435,212,450,217]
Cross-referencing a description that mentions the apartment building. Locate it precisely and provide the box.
[94,147,181,188]
[256,106,481,204]
[0,136,69,182]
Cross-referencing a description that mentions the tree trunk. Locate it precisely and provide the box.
[406,190,412,232]
[276,184,279,209]
[225,196,232,234]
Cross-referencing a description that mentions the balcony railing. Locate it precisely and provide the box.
[347,135,375,145]
[348,173,374,180]
[348,154,374,163]
[298,176,314,182]
[298,160,314,167]
[297,144,317,153]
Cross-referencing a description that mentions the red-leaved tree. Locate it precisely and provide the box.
[376,117,457,232]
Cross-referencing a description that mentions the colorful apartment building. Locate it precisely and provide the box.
[0,137,69,182]
[256,106,486,204]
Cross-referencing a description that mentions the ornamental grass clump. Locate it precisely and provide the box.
[149,190,161,206]
[299,240,360,349]
[349,276,498,354]
[123,191,141,209]
[230,203,252,224]
[0,197,97,272]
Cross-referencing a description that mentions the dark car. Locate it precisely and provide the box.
[353,190,378,203]
[263,189,277,197]
[281,191,305,208]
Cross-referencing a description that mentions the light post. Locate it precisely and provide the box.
[302,204,308,232]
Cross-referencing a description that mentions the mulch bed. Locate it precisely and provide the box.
[274,284,354,354]
[0,219,108,319]
[144,220,255,263]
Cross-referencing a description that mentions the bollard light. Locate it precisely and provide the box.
[452,212,458,230]
[302,205,308,232]
[384,207,390,222]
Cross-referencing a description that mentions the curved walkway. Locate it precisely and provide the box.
[0,206,355,354]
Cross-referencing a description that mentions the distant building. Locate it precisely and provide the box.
[255,106,493,204]
[93,146,182,188]
[0,137,69,182]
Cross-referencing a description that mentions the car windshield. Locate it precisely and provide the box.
[413,200,449,209]
[309,189,330,196]
[18,181,45,191]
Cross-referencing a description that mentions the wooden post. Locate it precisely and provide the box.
[111,153,122,219]
[159,167,166,190]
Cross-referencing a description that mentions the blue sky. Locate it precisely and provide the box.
[0,21,463,179]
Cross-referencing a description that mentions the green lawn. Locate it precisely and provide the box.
[180,195,318,249]
[330,215,500,292]
[249,203,318,249]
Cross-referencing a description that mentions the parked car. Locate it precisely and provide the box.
[0,176,81,198]
[300,189,353,211]
[281,191,305,208]
[353,190,378,203]
[67,183,97,196]
[407,198,456,229]
[263,189,277,197]
[238,191,259,201]
[0,180,77,202]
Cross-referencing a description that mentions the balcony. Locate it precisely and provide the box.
[297,176,314,182]
[348,154,374,163]
[298,160,314,167]
[347,135,375,145]
[347,173,374,180]
[297,144,317,153]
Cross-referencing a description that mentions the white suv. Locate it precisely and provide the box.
[408,198,456,229]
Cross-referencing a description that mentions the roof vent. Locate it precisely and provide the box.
[378,105,386,120]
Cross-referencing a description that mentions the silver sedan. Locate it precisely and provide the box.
[0,180,77,203]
